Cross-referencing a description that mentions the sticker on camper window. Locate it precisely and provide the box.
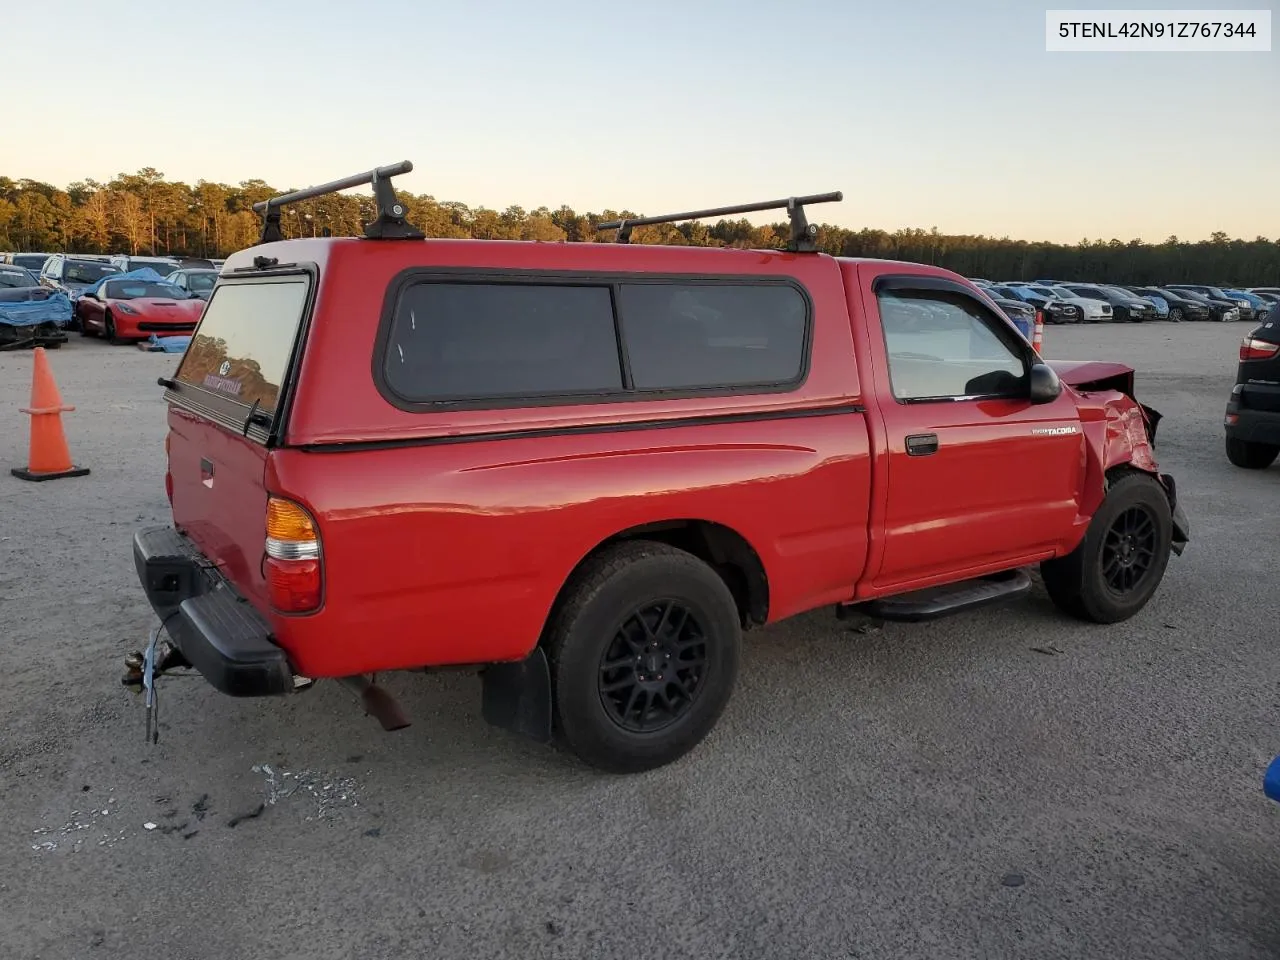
[202,372,244,396]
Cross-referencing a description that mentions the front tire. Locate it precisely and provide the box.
[104,311,124,345]
[1169,308,1183,323]
[1041,472,1173,624]
[544,540,742,774]
[1225,436,1279,470]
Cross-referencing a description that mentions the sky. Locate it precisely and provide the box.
[2,0,1276,244]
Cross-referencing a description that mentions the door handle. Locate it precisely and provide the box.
[905,433,939,456]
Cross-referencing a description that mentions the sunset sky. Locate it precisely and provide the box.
[2,0,1275,244]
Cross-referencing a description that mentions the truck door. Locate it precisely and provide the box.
[859,269,1086,592]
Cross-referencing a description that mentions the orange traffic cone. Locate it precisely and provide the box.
[10,347,90,482]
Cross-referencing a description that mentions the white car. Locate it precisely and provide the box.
[1012,284,1113,323]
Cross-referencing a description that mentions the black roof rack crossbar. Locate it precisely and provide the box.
[251,161,425,243]
[596,191,842,253]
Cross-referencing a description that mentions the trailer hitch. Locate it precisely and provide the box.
[121,623,192,744]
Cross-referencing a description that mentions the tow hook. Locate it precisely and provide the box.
[337,675,411,732]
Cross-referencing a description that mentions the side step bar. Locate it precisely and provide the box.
[839,569,1033,623]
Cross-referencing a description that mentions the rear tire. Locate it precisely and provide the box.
[1225,436,1279,470]
[544,540,742,774]
[1041,471,1173,624]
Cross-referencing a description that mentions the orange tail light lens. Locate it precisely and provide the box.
[265,496,322,613]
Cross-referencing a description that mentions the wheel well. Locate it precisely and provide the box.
[569,520,769,630]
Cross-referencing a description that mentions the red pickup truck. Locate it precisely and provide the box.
[132,164,1189,773]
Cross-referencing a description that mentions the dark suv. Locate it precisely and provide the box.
[1225,319,1280,469]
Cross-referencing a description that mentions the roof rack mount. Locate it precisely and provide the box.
[251,161,424,244]
[596,191,843,253]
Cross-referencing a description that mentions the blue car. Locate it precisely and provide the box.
[1225,289,1271,320]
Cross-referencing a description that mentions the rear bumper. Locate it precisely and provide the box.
[1224,401,1280,446]
[133,525,294,697]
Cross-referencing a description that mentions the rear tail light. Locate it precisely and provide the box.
[265,496,323,613]
[1240,337,1280,361]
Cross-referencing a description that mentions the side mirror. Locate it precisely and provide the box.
[1028,362,1061,404]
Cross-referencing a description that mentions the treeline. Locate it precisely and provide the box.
[2,169,1277,285]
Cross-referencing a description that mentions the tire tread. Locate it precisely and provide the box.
[1041,470,1172,624]
[543,540,741,773]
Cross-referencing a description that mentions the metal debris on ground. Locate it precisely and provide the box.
[30,798,128,853]
[251,763,362,822]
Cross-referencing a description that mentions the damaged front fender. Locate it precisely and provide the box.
[1054,359,1188,555]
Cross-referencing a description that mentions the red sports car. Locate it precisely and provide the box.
[76,278,205,344]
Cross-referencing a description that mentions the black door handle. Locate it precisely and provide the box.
[905,433,938,456]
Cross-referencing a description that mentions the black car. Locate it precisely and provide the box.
[1172,288,1240,322]
[1059,284,1156,322]
[0,264,40,290]
[1166,285,1254,322]
[1224,318,1280,469]
[986,284,1081,324]
[1127,287,1211,323]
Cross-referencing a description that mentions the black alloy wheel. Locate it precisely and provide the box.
[1101,506,1158,594]
[544,540,742,773]
[1040,471,1174,624]
[598,599,708,733]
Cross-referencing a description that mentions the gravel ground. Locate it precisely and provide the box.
[1,320,1278,960]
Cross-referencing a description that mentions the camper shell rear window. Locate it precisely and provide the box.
[173,273,311,424]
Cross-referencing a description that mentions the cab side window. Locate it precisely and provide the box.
[877,289,1028,402]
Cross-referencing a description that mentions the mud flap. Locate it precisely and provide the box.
[1159,472,1190,555]
[480,647,552,743]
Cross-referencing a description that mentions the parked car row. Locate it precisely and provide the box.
[0,252,220,344]
[0,251,223,313]
[968,278,1273,324]
[1,251,224,276]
